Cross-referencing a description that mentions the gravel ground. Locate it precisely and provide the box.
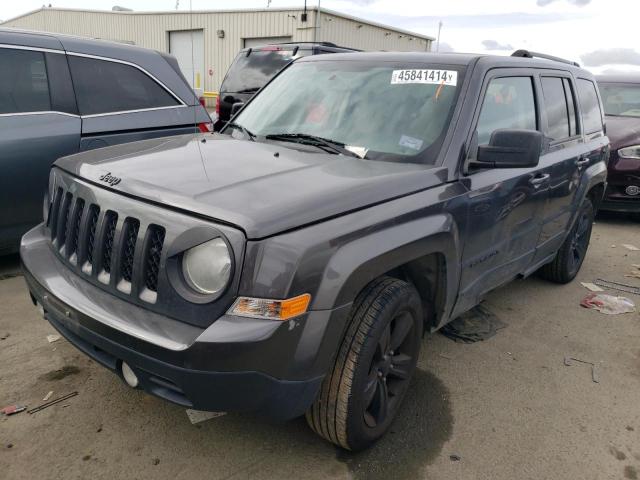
[1,213,639,480]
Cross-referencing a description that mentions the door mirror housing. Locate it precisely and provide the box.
[476,129,543,168]
[230,102,245,117]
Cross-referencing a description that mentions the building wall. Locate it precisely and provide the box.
[2,8,432,92]
[315,11,431,53]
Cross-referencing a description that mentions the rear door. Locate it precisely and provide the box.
[533,73,584,261]
[67,55,198,151]
[575,77,608,182]
[0,45,80,252]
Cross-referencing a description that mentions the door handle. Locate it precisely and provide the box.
[529,173,550,186]
[576,157,590,167]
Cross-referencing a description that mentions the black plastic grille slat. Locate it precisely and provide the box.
[85,205,100,265]
[120,218,140,283]
[144,226,165,292]
[57,192,73,248]
[69,198,85,256]
[49,187,63,238]
[101,212,118,274]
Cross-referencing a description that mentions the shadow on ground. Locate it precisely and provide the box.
[596,210,640,227]
[0,253,21,279]
[336,369,453,480]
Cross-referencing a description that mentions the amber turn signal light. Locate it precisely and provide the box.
[229,294,311,320]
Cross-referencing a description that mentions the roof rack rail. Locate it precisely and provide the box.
[511,49,580,67]
[275,41,339,47]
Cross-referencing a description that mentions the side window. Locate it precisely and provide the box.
[0,48,51,114]
[476,76,536,145]
[576,79,603,134]
[68,56,180,115]
[541,76,571,141]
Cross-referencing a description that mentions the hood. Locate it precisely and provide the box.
[605,115,640,150]
[54,134,447,239]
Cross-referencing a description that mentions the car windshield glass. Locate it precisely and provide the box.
[599,83,640,117]
[221,48,303,93]
[231,60,465,164]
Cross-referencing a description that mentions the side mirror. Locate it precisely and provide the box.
[476,129,543,168]
[230,102,245,117]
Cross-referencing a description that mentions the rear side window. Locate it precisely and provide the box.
[221,48,306,93]
[476,76,537,145]
[0,48,51,114]
[68,56,180,115]
[576,79,603,134]
[541,77,570,140]
[541,76,578,141]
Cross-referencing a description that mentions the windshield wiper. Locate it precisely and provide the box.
[226,122,256,141]
[235,87,261,94]
[264,133,364,158]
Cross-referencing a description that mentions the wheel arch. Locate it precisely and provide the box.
[311,213,461,331]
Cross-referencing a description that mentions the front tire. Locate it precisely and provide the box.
[306,277,423,451]
[539,197,594,284]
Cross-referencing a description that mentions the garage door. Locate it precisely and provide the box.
[243,36,293,48]
[169,30,204,94]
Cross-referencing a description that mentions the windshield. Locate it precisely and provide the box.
[599,83,640,117]
[230,60,465,164]
[221,48,305,93]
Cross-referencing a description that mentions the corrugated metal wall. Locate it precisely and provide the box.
[3,8,432,92]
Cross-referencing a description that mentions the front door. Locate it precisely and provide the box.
[455,73,549,315]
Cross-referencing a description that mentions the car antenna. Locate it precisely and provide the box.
[188,0,210,180]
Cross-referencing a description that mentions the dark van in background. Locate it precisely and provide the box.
[0,28,211,255]
[214,42,358,130]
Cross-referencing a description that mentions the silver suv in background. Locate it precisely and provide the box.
[0,28,211,255]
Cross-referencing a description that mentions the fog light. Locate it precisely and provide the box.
[121,362,139,388]
[626,185,640,196]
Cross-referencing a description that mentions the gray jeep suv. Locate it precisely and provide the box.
[20,50,608,451]
[0,28,211,255]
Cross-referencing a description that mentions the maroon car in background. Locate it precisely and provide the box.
[597,74,640,215]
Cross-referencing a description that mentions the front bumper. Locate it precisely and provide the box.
[601,187,640,213]
[21,225,350,420]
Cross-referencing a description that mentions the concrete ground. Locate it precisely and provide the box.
[1,214,639,480]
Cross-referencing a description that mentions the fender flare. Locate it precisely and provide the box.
[311,213,461,325]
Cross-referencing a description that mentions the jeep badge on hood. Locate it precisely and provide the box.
[99,172,122,186]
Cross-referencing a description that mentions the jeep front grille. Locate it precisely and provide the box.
[48,188,166,303]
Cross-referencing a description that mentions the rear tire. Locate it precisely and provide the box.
[539,197,594,284]
[305,276,423,451]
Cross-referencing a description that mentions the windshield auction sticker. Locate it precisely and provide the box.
[391,69,457,86]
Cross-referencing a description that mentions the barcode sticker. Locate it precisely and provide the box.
[390,69,457,86]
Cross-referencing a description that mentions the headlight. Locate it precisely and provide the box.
[618,145,640,159]
[182,238,231,295]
